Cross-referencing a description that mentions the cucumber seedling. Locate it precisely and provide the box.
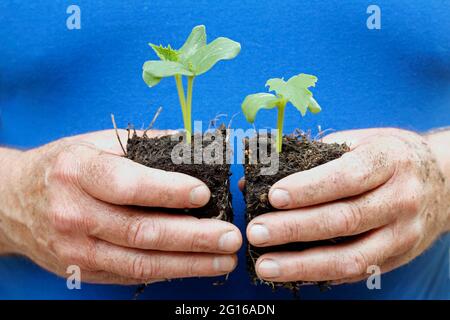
[241,73,349,293]
[142,25,241,143]
[241,73,321,152]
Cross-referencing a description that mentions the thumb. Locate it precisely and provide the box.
[69,144,210,208]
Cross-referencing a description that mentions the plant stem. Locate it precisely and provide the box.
[186,76,195,143]
[174,75,191,143]
[276,100,286,153]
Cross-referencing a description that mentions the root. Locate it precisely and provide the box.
[315,125,335,141]
[110,114,127,156]
[143,106,163,137]
[213,210,225,220]
[208,113,227,130]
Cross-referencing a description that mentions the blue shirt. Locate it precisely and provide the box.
[0,0,449,299]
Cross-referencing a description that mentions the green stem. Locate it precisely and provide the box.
[186,76,195,143]
[276,100,286,153]
[174,75,191,143]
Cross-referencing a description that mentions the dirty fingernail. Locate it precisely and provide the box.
[248,224,270,245]
[270,189,291,208]
[258,259,281,278]
[218,231,241,252]
[213,256,236,273]
[190,185,210,206]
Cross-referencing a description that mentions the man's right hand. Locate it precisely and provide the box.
[0,130,242,285]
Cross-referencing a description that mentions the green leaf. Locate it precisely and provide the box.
[143,60,194,78]
[266,78,286,95]
[286,74,317,116]
[286,88,312,116]
[287,73,317,88]
[149,44,179,62]
[178,25,207,62]
[266,74,319,116]
[307,97,321,113]
[142,70,162,87]
[188,37,241,75]
[241,93,280,123]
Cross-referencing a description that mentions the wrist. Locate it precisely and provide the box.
[424,131,450,232]
[0,147,26,255]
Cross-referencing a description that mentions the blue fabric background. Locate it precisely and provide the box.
[0,0,449,299]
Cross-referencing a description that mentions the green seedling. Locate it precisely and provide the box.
[142,25,241,143]
[241,73,321,153]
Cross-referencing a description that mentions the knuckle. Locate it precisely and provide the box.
[189,230,213,252]
[79,241,98,270]
[337,154,370,191]
[83,155,136,204]
[340,202,363,235]
[49,147,79,185]
[49,203,91,234]
[401,179,423,214]
[337,250,368,277]
[293,259,307,279]
[281,218,301,243]
[317,203,363,238]
[127,217,153,248]
[402,194,421,215]
[349,161,371,187]
[55,241,97,270]
[49,203,79,233]
[55,244,80,266]
[186,256,202,276]
[108,167,134,203]
[349,250,369,275]
[130,254,152,279]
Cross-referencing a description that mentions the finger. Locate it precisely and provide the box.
[254,227,400,282]
[89,204,242,253]
[330,255,407,285]
[93,241,238,280]
[269,141,395,209]
[78,270,163,285]
[238,178,245,192]
[77,149,211,208]
[248,186,397,246]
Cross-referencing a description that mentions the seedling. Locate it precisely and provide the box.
[241,73,321,152]
[142,25,241,143]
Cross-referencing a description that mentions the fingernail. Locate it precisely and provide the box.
[248,224,270,245]
[258,259,281,278]
[218,231,241,252]
[213,256,236,273]
[189,185,210,206]
[270,189,291,208]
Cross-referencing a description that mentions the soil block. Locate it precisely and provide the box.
[126,126,232,222]
[244,132,349,291]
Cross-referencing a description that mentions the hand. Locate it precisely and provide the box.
[0,130,242,284]
[245,128,450,284]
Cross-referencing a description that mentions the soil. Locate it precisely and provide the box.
[126,125,233,222]
[243,132,349,292]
